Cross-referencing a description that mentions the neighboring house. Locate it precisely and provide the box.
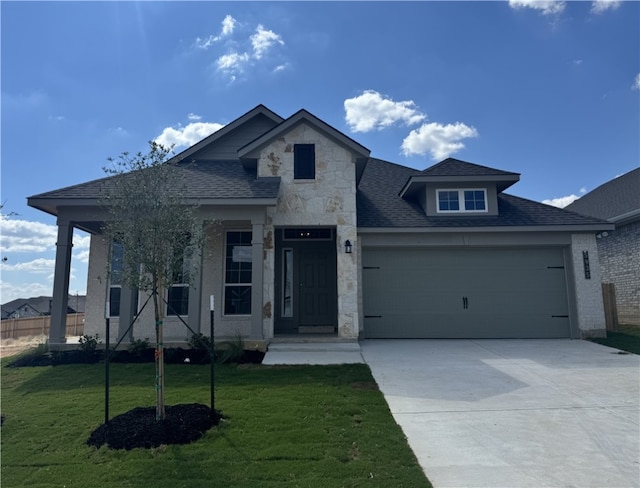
[28,105,613,345]
[565,167,640,325]
[1,295,85,320]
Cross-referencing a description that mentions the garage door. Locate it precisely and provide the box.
[362,247,570,338]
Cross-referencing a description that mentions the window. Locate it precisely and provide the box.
[294,144,315,179]
[437,189,487,213]
[108,241,124,317]
[167,238,191,316]
[224,231,252,315]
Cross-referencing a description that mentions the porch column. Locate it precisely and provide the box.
[50,219,73,344]
[251,222,264,339]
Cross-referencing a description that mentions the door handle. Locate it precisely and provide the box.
[462,296,469,309]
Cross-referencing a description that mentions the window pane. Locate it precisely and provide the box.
[110,242,124,285]
[109,287,121,317]
[167,286,189,316]
[464,190,486,210]
[294,144,315,179]
[438,191,459,211]
[283,249,293,317]
[225,232,252,314]
[224,286,251,315]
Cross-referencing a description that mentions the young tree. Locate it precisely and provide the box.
[100,142,202,420]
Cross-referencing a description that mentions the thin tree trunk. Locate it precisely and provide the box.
[152,287,165,420]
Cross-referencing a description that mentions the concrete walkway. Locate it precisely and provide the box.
[262,341,364,365]
[360,339,640,488]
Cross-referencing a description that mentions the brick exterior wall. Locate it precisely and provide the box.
[570,233,607,337]
[597,220,640,325]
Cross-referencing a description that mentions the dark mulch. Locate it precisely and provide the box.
[6,348,264,368]
[87,403,220,450]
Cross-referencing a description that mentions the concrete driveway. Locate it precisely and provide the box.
[360,339,640,488]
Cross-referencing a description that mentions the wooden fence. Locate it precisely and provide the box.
[1,314,84,340]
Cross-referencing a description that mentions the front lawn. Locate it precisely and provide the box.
[1,358,431,488]
[590,324,640,355]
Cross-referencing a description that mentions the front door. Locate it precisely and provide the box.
[275,229,338,334]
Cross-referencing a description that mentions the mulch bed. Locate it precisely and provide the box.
[6,348,265,368]
[86,403,221,450]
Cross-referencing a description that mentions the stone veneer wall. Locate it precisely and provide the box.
[597,220,640,325]
[257,123,359,339]
[570,233,606,337]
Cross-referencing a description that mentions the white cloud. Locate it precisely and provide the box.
[155,121,224,150]
[251,25,285,60]
[542,194,581,208]
[508,0,566,16]
[401,122,479,160]
[591,0,621,14]
[216,51,251,76]
[633,73,640,91]
[188,113,202,121]
[0,215,57,253]
[1,258,55,274]
[0,281,53,303]
[195,14,237,49]
[344,90,426,133]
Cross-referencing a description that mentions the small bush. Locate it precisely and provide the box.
[77,334,102,362]
[127,338,150,356]
[218,333,245,364]
[187,333,213,352]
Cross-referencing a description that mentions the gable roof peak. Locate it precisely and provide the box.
[421,158,520,178]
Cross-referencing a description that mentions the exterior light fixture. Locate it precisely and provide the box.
[345,240,352,254]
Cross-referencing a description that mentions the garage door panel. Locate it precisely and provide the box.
[363,247,570,339]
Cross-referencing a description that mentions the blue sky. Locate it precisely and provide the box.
[1,1,639,303]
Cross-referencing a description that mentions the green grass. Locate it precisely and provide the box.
[1,358,431,488]
[591,324,640,355]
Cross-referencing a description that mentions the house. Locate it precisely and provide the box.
[1,295,85,320]
[27,105,613,345]
[565,167,640,326]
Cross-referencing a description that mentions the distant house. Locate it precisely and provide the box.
[566,168,640,325]
[1,295,85,320]
[27,105,613,345]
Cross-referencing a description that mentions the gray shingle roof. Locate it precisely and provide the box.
[28,161,281,203]
[420,157,520,177]
[357,158,610,229]
[564,167,640,222]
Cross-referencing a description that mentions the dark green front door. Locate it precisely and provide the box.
[275,230,338,334]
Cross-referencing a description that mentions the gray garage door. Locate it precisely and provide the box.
[363,247,571,338]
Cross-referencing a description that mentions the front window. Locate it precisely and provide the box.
[437,189,487,213]
[108,241,124,317]
[167,238,191,316]
[294,144,315,180]
[224,231,252,315]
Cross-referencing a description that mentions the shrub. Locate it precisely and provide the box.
[218,333,245,364]
[78,334,101,362]
[127,338,150,356]
[187,333,213,352]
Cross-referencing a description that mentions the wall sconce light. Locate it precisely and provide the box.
[344,240,352,254]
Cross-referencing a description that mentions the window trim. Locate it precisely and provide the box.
[223,230,253,317]
[436,188,488,214]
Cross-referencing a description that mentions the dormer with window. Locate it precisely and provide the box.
[399,158,520,217]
